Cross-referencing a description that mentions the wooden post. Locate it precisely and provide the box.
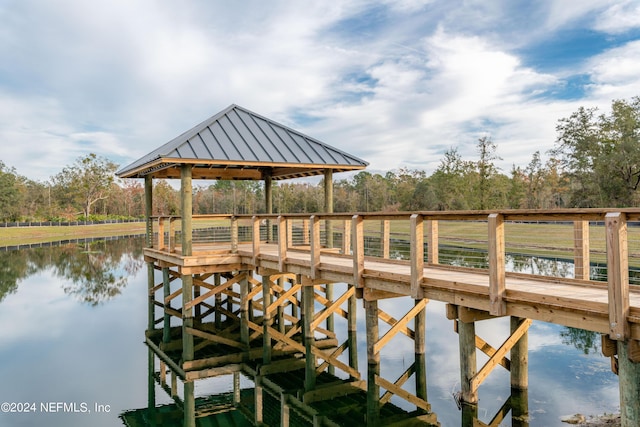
[488,213,506,316]
[427,219,438,264]
[310,215,321,279]
[618,340,640,427]
[233,371,241,406]
[353,215,365,288]
[231,216,238,253]
[147,348,156,419]
[163,267,171,343]
[342,219,351,255]
[255,375,263,425]
[303,277,317,391]
[278,216,286,271]
[510,316,528,390]
[326,282,335,376]
[214,273,222,329]
[181,165,193,256]
[415,299,427,408]
[145,175,153,248]
[459,319,478,404]
[281,393,290,427]
[277,276,285,334]
[511,388,529,427]
[410,214,424,299]
[348,284,359,378]
[263,275,272,364]
[606,212,629,340]
[184,381,195,427]
[365,299,380,426]
[145,175,155,332]
[574,220,590,280]
[265,171,273,242]
[302,218,310,246]
[181,166,195,427]
[381,220,390,259]
[240,272,250,349]
[324,168,334,248]
[157,217,165,250]
[252,216,261,265]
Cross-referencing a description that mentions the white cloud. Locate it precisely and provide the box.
[586,40,640,101]
[593,0,640,34]
[0,0,639,182]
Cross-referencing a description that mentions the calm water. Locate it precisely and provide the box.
[0,237,620,427]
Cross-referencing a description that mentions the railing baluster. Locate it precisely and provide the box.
[381,220,390,259]
[157,217,165,250]
[231,216,238,253]
[573,220,590,280]
[278,216,286,271]
[342,219,351,255]
[427,219,438,264]
[310,215,320,279]
[252,216,261,265]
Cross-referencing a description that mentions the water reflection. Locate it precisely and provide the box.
[0,238,622,426]
[0,237,144,305]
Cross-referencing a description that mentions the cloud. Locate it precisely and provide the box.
[593,0,640,34]
[0,0,639,182]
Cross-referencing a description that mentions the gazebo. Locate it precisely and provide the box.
[117,104,368,221]
[116,104,368,426]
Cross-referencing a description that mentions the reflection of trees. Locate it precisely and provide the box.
[0,237,144,305]
[0,250,33,302]
[560,327,599,355]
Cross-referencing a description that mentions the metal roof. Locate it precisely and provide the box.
[116,104,368,180]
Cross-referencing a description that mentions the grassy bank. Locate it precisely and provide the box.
[0,222,146,246]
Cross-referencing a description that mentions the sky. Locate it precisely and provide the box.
[1,0,640,182]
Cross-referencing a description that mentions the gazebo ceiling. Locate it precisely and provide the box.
[116,104,368,180]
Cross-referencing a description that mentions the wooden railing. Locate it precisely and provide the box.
[149,209,640,339]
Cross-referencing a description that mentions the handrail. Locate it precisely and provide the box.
[148,208,639,340]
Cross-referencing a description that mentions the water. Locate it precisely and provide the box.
[0,238,621,426]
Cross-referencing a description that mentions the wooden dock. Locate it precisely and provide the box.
[141,209,640,427]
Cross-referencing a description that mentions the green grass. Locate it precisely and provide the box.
[0,222,146,246]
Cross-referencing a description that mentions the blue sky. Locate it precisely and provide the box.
[1,0,640,181]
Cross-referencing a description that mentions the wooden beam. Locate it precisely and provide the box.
[310,286,355,331]
[471,318,532,392]
[375,299,427,354]
[488,213,506,316]
[375,374,431,412]
[606,212,630,340]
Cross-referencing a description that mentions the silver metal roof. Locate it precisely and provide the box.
[117,104,368,180]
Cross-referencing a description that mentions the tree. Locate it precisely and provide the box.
[0,161,21,221]
[553,97,640,207]
[51,153,119,218]
[474,136,503,210]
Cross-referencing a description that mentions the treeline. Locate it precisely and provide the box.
[1,97,639,221]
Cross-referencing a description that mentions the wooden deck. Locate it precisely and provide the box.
[145,238,640,341]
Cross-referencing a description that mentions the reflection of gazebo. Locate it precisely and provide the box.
[117,104,368,219]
